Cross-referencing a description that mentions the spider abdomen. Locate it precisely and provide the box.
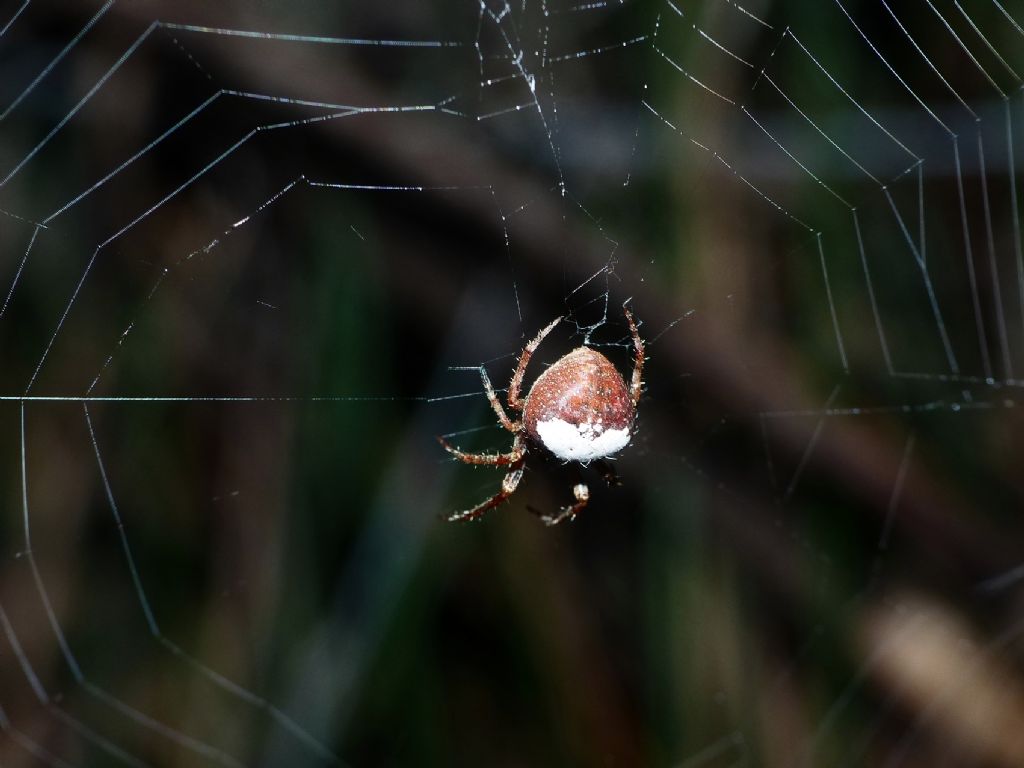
[523,346,634,463]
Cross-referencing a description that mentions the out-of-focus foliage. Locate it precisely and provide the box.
[2,1,1024,766]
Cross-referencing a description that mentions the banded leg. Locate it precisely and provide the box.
[447,463,525,522]
[538,482,589,526]
[508,316,562,410]
[438,435,525,466]
[479,367,517,432]
[623,306,645,407]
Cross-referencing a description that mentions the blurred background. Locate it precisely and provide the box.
[2,0,1024,765]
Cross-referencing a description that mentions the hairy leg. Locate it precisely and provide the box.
[508,316,562,410]
[623,306,644,407]
[447,464,525,522]
[437,435,525,466]
[538,482,589,526]
[479,367,517,432]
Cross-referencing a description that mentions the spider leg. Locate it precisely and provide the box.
[479,367,518,432]
[594,459,621,486]
[623,306,645,408]
[538,482,590,526]
[508,316,562,411]
[437,435,526,466]
[446,463,525,522]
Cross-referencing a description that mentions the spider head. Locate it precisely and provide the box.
[522,346,634,463]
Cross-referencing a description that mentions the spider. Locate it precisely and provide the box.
[439,306,644,525]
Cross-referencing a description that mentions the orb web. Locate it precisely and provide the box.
[1,0,1024,765]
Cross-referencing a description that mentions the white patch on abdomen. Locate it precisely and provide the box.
[535,417,630,462]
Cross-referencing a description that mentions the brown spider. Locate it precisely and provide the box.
[439,307,644,525]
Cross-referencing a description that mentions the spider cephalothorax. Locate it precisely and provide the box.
[439,307,644,525]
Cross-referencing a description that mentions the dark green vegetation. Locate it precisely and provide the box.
[2,1,1024,766]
